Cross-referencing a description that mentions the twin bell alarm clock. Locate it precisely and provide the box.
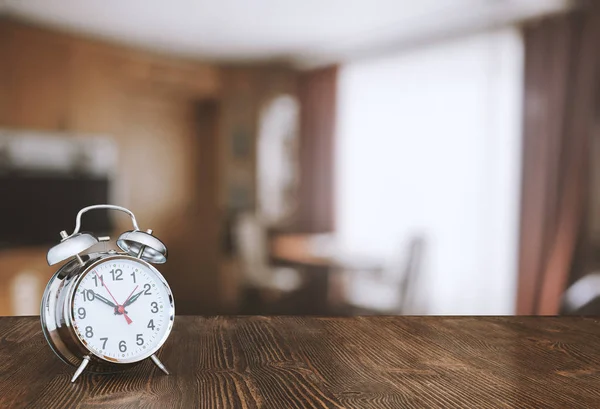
[40,205,175,382]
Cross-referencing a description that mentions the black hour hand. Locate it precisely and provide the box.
[89,290,117,308]
[123,291,144,307]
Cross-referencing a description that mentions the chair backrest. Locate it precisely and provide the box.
[562,273,600,313]
[234,212,271,286]
[397,236,425,313]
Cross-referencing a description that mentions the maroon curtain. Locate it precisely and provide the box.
[517,7,600,315]
[296,66,338,233]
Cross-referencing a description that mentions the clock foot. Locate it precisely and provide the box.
[150,354,170,375]
[71,355,90,383]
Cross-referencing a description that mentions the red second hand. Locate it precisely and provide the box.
[123,285,139,305]
[123,312,133,325]
[120,285,138,325]
[95,271,120,306]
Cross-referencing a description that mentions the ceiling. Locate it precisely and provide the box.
[0,0,572,66]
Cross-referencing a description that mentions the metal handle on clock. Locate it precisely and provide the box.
[66,204,141,239]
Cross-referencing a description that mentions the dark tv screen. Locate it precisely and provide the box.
[0,173,113,248]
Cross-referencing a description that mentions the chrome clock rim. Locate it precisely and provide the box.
[68,254,175,365]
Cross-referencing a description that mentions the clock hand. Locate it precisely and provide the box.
[95,271,120,306]
[94,271,133,324]
[88,290,130,315]
[89,290,117,308]
[123,290,144,307]
[117,285,138,325]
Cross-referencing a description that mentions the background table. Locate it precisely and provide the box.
[270,233,384,315]
[1,316,599,408]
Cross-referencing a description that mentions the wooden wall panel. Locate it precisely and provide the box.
[217,65,299,212]
[216,66,299,312]
[0,19,223,315]
[0,19,300,316]
[297,66,337,233]
[164,101,222,314]
[1,22,71,130]
[0,21,9,125]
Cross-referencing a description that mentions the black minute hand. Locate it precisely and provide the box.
[89,290,117,308]
[123,290,144,307]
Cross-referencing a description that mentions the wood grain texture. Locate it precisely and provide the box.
[1,316,600,408]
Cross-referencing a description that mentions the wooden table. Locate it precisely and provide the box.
[1,316,600,408]
[270,233,382,271]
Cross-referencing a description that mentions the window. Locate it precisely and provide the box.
[335,28,523,314]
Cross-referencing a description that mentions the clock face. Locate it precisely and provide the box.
[71,256,174,363]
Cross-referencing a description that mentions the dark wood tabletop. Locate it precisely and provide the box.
[1,316,600,408]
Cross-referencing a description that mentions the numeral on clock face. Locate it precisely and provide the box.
[83,290,95,302]
[110,269,123,281]
[71,258,172,362]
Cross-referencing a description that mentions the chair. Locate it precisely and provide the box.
[234,212,302,312]
[341,236,425,315]
[562,273,600,314]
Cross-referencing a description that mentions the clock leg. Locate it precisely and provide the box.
[150,354,170,375]
[71,355,90,383]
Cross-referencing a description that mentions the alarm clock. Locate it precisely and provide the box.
[40,205,175,382]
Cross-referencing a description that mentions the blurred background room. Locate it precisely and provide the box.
[1,0,599,316]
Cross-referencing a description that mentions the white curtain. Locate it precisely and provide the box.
[335,28,523,314]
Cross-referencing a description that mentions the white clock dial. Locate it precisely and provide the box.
[71,257,174,363]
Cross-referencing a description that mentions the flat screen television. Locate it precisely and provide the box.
[0,173,113,248]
